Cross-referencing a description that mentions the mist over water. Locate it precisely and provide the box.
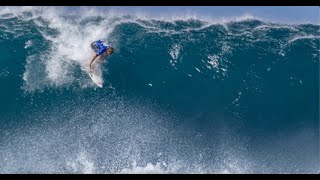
[0,7,319,173]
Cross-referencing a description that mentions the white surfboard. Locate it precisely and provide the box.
[89,71,103,88]
[87,61,104,88]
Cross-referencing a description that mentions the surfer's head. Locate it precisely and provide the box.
[107,47,114,55]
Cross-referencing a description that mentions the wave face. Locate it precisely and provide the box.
[0,7,319,173]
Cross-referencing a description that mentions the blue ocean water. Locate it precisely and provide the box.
[0,7,319,173]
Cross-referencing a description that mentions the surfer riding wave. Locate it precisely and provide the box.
[89,40,114,70]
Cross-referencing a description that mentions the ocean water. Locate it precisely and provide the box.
[0,7,319,173]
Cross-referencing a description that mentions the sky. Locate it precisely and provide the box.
[90,6,320,24]
[58,6,320,24]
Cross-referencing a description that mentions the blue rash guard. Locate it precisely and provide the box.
[95,40,110,56]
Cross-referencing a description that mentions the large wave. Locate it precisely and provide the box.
[0,7,319,173]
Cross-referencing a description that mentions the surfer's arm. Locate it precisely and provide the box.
[90,54,98,69]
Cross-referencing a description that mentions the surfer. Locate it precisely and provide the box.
[89,40,114,70]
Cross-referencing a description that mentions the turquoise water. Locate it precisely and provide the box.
[0,7,319,173]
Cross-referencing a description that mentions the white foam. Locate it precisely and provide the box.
[9,7,121,90]
[120,161,167,174]
[207,54,229,79]
[169,44,181,60]
[254,24,298,31]
[169,44,181,67]
[288,35,320,44]
[207,55,219,70]
[24,40,32,49]
[66,151,95,174]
